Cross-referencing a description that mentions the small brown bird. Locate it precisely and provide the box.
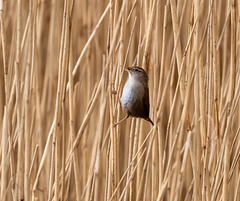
[114,66,154,126]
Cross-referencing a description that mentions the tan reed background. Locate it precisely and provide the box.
[0,0,240,200]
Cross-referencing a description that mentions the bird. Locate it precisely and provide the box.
[114,66,154,126]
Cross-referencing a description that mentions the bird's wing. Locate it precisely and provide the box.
[142,86,150,118]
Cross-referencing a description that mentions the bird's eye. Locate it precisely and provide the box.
[134,68,139,72]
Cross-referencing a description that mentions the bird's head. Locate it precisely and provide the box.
[125,66,149,83]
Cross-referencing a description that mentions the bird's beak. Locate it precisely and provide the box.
[125,66,133,72]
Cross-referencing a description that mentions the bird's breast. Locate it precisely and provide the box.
[121,78,144,110]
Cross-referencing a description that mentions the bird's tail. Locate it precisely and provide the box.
[146,117,154,126]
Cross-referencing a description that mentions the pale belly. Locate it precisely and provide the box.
[121,78,144,115]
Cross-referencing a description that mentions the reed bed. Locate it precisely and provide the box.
[0,0,240,200]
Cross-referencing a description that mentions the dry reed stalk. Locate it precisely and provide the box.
[23,1,34,200]
[123,118,135,201]
[142,0,157,73]
[153,3,162,200]
[0,2,9,200]
[192,1,202,201]
[52,0,70,200]
[15,0,24,199]
[63,2,81,200]
[212,1,220,146]
[0,1,8,103]
[1,108,8,200]
[157,8,168,198]
[68,16,81,201]
[130,119,140,201]
[94,89,108,200]
[223,1,236,201]
[107,0,115,198]
[61,103,66,201]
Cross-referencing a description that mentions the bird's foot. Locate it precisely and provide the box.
[112,90,117,95]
